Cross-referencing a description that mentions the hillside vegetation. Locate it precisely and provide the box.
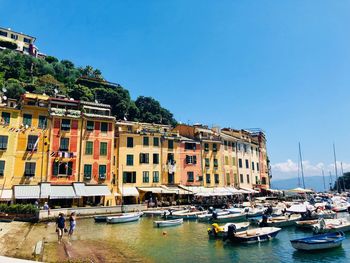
[0,50,176,125]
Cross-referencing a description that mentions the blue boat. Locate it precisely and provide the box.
[225,226,281,244]
[291,231,345,251]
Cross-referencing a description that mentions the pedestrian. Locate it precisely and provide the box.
[68,212,76,241]
[56,213,66,244]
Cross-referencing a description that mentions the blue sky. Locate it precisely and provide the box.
[2,0,350,183]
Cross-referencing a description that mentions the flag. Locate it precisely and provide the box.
[31,133,41,154]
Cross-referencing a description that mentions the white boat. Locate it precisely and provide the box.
[170,210,206,220]
[226,227,281,244]
[197,211,230,221]
[313,218,350,234]
[295,219,319,229]
[212,213,246,223]
[245,207,266,217]
[291,231,345,251]
[207,222,250,238]
[332,203,349,213]
[153,218,183,227]
[143,210,170,216]
[265,214,301,227]
[227,208,245,214]
[107,212,142,224]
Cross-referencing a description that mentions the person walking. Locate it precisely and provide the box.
[68,212,76,241]
[56,213,66,244]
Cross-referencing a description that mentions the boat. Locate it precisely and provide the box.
[313,218,350,234]
[212,213,246,223]
[245,207,266,218]
[265,214,301,227]
[197,211,230,222]
[332,203,349,213]
[295,220,319,229]
[291,231,345,251]
[94,215,108,223]
[153,218,183,227]
[169,210,206,220]
[143,210,170,216]
[107,212,143,224]
[225,227,281,244]
[208,222,250,238]
[227,207,245,214]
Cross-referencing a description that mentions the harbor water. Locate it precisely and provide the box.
[33,213,350,262]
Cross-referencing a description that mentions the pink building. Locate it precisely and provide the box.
[178,137,202,186]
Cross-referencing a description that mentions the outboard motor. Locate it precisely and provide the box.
[259,214,268,227]
[223,224,236,241]
[208,207,214,214]
[212,211,218,220]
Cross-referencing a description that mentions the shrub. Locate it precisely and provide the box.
[0,204,39,214]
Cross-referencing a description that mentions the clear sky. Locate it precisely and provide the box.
[2,0,350,184]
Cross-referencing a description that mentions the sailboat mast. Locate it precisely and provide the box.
[329,171,332,191]
[333,143,340,193]
[297,149,301,187]
[322,169,326,192]
[341,162,346,191]
[298,142,306,189]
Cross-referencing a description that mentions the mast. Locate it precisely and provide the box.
[297,148,301,187]
[322,169,326,192]
[333,143,340,193]
[329,171,333,191]
[298,142,306,189]
[341,162,346,191]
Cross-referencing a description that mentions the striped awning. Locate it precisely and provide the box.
[122,187,139,197]
[14,185,40,199]
[0,189,13,200]
[50,185,77,199]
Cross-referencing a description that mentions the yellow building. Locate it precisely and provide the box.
[219,131,238,187]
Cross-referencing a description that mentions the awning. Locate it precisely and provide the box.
[85,185,111,196]
[40,183,51,198]
[138,187,176,194]
[50,185,77,199]
[0,189,13,200]
[163,186,192,195]
[14,185,40,199]
[73,183,86,197]
[122,187,139,197]
[225,187,242,195]
[239,187,259,194]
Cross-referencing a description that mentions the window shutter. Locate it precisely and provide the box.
[193,156,197,164]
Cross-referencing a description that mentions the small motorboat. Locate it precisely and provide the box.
[265,214,301,227]
[313,218,350,234]
[332,203,349,213]
[225,226,281,244]
[208,222,250,238]
[227,207,245,214]
[291,231,345,251]
[212,213,246,223]
[143,210,170,216]
[107,212,143,224]
[94,215,108,223]
[295,220,319,229]
[153,218,183,228]
[197,211,230,222]
[245,207,266,218]
[170,210,206,220]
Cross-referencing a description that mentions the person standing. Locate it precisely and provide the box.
[56,213,66,244]
[68,212,76,241]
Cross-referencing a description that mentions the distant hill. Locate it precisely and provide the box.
[271,176,330,192]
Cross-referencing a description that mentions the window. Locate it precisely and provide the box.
[0,31,7,37]
[224,141,228,150]
[226,173,230,184]
[127,137,133,148]
[100,122,108,133]
[23,37,31,43]
[84,164,92,180]
[213,159,218,168]
[168,140,174,150]
[0,160,5,176]
[257,163,260,171]
[245,159,249,169]
[85,141,93,155]
[214,174,219,184]
[38,116,47,129]
[1,112,10,125]
[153,153,159,164]
[0,136,8,150]
[126,155,134,166]
[240,174,244,183]
[204,143,209,152]
[153,137,159,147]
[185,143,196,150]
[239,158,242,168]
[143,171,149,183]
[61,119,70,131]
[143,136,149,146]
[167,153,175,163]
[27,135,38,151]
[252,162,255,171]
[11,34,18,40]
[262,177,267,185]
[205,158,210,167]
[60,138,69,151]
[206,174,211,184]
[186,155,197,164]
[198,176,203,182]
[23,114,32,127]
[232,157,236,166]
[246,174,250,184]
[123,171,136,183]
[243,144,247,152]
[87,121,94,131]
[225,156,229,165]
[213,143,217,152]
[24,162,36,177]
[140,153,149,164]
[153,171,159,183]
[187,172,194,182]
[100,142,107,156]
[99,165,106,179]
[53,162,73,176]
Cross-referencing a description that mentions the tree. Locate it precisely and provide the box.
[4,79,25,99]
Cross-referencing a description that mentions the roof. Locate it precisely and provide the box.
[14,185,40,199]
[80,101,111,109]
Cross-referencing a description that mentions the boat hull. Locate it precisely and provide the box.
[153,219,183,227]
[107,213,142,224]
[291,231,345,251]
[229,227,281,244]
[212,214,246,223]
